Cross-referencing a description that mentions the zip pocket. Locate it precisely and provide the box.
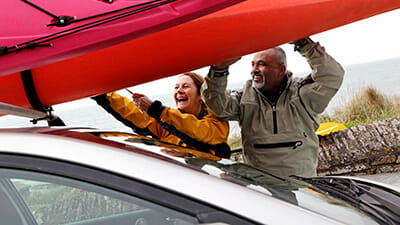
[254,141,303,150]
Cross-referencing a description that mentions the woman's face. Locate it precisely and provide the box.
[174,75,202,115]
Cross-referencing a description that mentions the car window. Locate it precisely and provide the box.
[0,169,198,225]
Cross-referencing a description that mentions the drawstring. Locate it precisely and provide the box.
[21,0,59,20]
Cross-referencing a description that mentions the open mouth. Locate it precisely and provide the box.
[177,98,188,102]
[253,74,263,82]
[252,72,264,81]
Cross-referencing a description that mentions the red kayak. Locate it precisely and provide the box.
[1,0,399,111]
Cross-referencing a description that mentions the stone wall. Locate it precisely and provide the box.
[318,117,400,176]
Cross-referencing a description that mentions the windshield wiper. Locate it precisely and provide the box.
[295,176,400,225]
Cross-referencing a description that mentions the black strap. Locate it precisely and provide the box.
[299,77,314,87]
[91,94,157,138]
[20,70,45,111]
[297,77,318,126]
[157,121,231,158]
[20,70,65,126]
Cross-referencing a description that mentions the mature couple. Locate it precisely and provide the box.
[93,38,344,177]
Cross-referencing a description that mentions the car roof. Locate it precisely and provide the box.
[0,127,385,224]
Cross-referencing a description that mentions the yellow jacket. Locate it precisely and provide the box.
[93,92,231,158]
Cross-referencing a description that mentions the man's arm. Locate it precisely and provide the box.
[201,61,242,121]
[294,38,345,114]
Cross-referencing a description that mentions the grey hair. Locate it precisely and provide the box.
[273,47,287,67]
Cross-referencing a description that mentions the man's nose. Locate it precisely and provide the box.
[251,65,259,74]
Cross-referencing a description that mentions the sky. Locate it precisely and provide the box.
[53,8,400,111]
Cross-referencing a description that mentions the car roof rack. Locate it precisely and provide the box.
[0,102,65,126]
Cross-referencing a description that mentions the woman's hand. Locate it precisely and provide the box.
[132,93,153,112]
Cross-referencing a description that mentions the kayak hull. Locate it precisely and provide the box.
[1,0,399,109]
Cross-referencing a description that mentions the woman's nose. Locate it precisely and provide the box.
[176,86,184,93]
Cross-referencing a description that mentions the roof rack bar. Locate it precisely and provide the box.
[0,102,47,119]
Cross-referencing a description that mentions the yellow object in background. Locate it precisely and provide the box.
[316,122,347,136]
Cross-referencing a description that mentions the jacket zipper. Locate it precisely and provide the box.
[272,104,277,134]
[258,87,283,135]
[254,141,303,150]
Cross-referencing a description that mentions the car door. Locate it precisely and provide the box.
[0,154,258,225]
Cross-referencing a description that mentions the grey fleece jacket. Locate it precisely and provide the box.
[201,41,344,177]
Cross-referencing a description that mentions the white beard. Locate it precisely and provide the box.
[252,74,265,89]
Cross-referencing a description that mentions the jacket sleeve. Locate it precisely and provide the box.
[92,92,168,138]
[147,101,229,145]
[200,69,241,121]
[297,41,345,114]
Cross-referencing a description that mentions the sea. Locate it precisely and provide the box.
[0,57,399,187]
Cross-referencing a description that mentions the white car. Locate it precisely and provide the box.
[0,126,399,225]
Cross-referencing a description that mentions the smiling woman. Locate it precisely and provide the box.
[174,72,204,116]
[91,72,231,158]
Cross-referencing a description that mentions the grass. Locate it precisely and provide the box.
[321,87,400,128]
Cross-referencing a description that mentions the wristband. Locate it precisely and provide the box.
[294,37,313,52]
[147,100,165,120]
[209,66,229,78]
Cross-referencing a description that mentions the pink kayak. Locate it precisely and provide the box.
[0,0,243,76]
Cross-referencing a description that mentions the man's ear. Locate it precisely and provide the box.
[279,64,286,76]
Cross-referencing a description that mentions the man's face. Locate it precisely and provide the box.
[251,49,285,91]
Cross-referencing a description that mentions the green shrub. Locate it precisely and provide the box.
[324,87,400,127]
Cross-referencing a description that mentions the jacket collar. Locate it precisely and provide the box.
[258,71,293,103]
